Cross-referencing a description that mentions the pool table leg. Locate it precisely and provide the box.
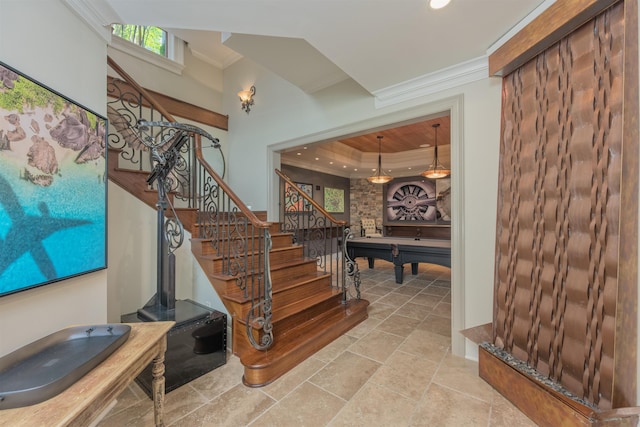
[394,263,404,284]
[367,257,375,269]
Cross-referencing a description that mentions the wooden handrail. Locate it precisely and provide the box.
[108,55,267,230]
[107,56,176,122]
[195,136,270,228]
[275,168,347,226]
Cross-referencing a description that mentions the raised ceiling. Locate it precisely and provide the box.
[280,115,451,179]
[67,0,550,95]
[66,0,551,178]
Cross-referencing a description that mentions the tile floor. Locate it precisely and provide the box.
[98,259,536,427]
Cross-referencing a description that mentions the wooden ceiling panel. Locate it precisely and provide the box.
[338,116,450,153]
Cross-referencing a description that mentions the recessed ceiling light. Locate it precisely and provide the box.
[297,152,301,155]
[330,161,334,165]
[430,0,451,9]
[315,157,319,160]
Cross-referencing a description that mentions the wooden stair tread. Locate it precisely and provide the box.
[240,298,369,369]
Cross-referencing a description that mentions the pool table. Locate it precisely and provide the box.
[346,237,451,284]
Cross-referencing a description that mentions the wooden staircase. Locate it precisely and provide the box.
[107,147,369,387]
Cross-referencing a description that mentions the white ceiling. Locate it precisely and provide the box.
[67,0,552,177]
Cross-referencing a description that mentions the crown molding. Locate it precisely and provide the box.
[62,0,117,43]
[372,56,488,108]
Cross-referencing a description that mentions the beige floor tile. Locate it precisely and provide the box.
[97,398,155,427]
[392,286,423,296]
[328,382,417,427]
[398,329,450,362]
[410,383,491,427]
[404,278,434,288]
[410,293,444,308]
[349,329,405,362]
[105,263,533,427]
[261,356,327,400]
[367,301,397,319]
[309,351,381,400]
[344,316,382,339]
[421,285,450,297]
[370,350,438,400]
[187,355,245,400]
[397,302,431,321]
[489,391,538,426]
[314,334,359,363]
[359,291,381,303]
[417,313,451,336]
[375,314,421,337]
[432,353,494,403]
[432,301,451,318]
[251,382,346,427]
[366,284,396,296]
[171,384,274,427]
[377,292,413,307]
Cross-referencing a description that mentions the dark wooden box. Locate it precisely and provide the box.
[121,300,227,398]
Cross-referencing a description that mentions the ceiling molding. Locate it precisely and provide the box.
[62,0,117,43]
[189,47,243,69]
[486,0,557,56]
[372,56,488,109]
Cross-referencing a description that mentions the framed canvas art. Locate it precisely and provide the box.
[284,182,313,212]
[323,187,344,213]
[0,61,108,297]
[383,176,450,224]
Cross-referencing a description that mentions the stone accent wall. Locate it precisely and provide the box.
[350,178,383,236]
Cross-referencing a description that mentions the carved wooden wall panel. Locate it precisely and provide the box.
[493,2,624,409]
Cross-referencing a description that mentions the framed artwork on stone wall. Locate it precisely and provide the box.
[0,61,108,297]
[383,176,450,224]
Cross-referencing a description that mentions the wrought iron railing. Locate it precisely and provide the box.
[276,169,361,303]
[106,56,274,350]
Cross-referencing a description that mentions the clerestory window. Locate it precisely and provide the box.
[110,24,184,74]
[112,25,167,57]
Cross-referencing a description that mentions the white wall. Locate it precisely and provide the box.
[223,57,502,359]
[0,0,108,356]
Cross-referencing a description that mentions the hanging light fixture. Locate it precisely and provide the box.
[421,123,450,179]
[367,135,393,184]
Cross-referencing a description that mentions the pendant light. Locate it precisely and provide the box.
[367,135,393,184]
[421,123,450,179]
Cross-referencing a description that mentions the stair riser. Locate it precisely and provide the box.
[269,261,318,282]
[230,276,332,321]
[232,292,343,355]
[200,245,305,275]
[194,233,292,257]
[241,302,369,387]
[211,268,327,297]
[191,222,281,240]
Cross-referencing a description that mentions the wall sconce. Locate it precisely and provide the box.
[238,85,255,114]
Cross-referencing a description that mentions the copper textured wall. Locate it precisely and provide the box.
[493,3,623,409]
